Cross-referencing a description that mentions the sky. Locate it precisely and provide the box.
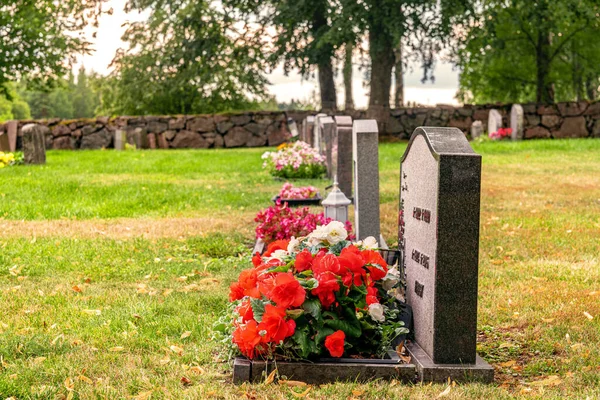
[75,0,461,107]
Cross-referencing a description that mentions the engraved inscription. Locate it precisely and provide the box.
[411,248,430,269]
[412,207,431,223]
[414,281,424,297]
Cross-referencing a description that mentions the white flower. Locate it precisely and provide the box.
[323,221,348,245]
[287,237,301,253]
[368,303,385,322]
[382,266,401,291]
[361,236,379,250]
[265,249,288,262]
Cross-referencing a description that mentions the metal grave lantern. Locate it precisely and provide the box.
[321,177,352,223]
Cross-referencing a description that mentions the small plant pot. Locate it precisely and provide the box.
[271,195,322,207]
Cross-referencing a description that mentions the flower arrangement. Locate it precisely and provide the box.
[255,201,352,243]
[262,141,326,179]
[278,182,319,200]
[0,152,23,168]
[219,221,408,361]
[489,127,512,140]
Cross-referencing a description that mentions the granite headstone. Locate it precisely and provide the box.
[320,116,336,179]
[399,127,492,382]
[114,130,127,150]
[313,113,327,151]
[510,104,524,141]
[334,116,353,198]
[303,116,315,146]
[470,120,483,139]
[22,124,47,164]
[6,120,17,152]
[352,119,380,241]
[487,109,502,136]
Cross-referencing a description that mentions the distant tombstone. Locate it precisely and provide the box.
[352,120,380,241]
[114,130,127,150]
[313,113,327,150]
[0,130,9,152]
[303,116,315,146]
[320,116,336,179]
[157,133,169,149]
[510,104,524,141]
[399,127,493,382]
[22,124,47,164]
[334,115,353,199]
[470,120,483,139]
[148,133,157,149]
[6,120,17,152]
[127,128,149,149]
[288,118,299,138]
[487,109,502,136]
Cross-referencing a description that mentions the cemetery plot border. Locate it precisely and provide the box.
[233,352,416,385]
[271,195,322,207]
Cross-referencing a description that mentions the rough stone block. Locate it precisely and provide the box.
[553,116,588,138]
[525,126,550,139]
[187,117,215,132]
[224,126,252,147]
[541,115,561,128]
[81,128,111,149]
[171,130,209,148]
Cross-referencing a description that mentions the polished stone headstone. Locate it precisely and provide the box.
[470,120,483,139]
[303,116,315,146]
[6,120,17,152]
[353,119,380,241]
[114,130,127,150]
[399,127,492,382]
[510,104,524,141]
[487,109,502,136]
[334,116,353,198]
[313,113,327,151]
[22,124,47,164]
[320,116,336,179]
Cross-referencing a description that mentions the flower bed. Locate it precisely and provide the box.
[255,201,351,243]
[216,221,409,366]
[262,141,326,179]
[272,183,321,207]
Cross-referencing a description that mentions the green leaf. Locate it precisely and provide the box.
[329,240,349,255]
[302,298,321,320]
[250,298,266,323]
[264,264,290,273]
[299,277,319,290]
[286,309,304,319]
[292,327,317,358]
[323,306,362,338]
[315,327,335,345]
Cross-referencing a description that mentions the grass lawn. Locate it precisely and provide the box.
[0,140,599,399]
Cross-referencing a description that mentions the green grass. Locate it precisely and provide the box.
[1,140,599,398]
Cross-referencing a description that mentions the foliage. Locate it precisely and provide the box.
[454,0,600,104]
[0,83,31,122]
[254,201,352,243]
[0,0,107,96]
[225,224,407,360]
[262,141,326,179]
[97,0,269,116]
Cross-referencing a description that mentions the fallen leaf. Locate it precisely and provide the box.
[189,366,204,375]
[64,377,75,391]
[499,360,516,367]
[32,356,46,364]
[530,375,562,387]
[82,309,101,316]
[180,331,191,339]
[159,355,170,365]
[290,387,311,398]
[542,318,555,323]
[279,380,307,387]
[176,276,188,282]
[352,389,365,397]
[170,345,184,355]
[71,285,83,293]
[181,376,192,386]
[264,369,277,385]
[162,289,174,297]
[78,375,93,384]
[589,291,599,297]
[583,311,594,320]
[109,346,125,352]
[436,385,451,398]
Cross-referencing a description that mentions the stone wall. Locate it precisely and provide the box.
[1,101,599,150]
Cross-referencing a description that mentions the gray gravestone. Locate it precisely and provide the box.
[22,124,47,164]
[320,116,336,179]
[353,120,380,241]
[487,109,502,136]
[314,113,327,151]
[6,120,17,152]
[0,129,9,152]
[303,116,315,146]
[334,116,353,199]
[399,127,492,383]
[127,127,149,149]
[470,120,483,139]
[510,104,524,141]
[114,129,127,150]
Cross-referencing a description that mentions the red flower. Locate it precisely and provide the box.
[366,286,379,305]
[362,250,388,281]
[312,253,344,277]
[263,240,290,257]
[294,249,313,272]
[259,304,296,343]
[238,269,261,299]
[252,252,262,267]
[232,320,263,359]
[229,282,245,301]
[324,330,345,357]
[311,272,340,308]
[237,299,254,322]
[339,246,366,286]
[268,272,306,308]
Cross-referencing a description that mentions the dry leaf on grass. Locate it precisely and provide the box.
[64,377,75,391]
[264,369,277,385]
[71,285,83,293]
[279,380,307,387]
[181,376,192,386]
[499,360,516,367]
[189,366,204,375]
[583,311,594,320]
[530,375,562,386]
[290,387,311,398]
[170,345,184,355]
[82,309,101,316]
[180,331,191,339]
[436,385,451,398]
[110,347,125,352]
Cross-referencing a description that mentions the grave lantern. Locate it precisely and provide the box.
[321,177,351,223]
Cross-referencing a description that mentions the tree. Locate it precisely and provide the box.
[98,0,268,116]
[343,42,355,110]
[73,67,99,118]
[0,1,107,96]
[454,0,600,104]
[0,83,31,122]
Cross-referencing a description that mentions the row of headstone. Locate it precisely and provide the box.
[475,105,524,140]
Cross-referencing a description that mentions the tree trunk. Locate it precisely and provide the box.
[368,28,395,124]
[318,58,337,111]
[585,76,598,100]
[394,41,404,108]
[343,42,354,110]
[535,30,554,103]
